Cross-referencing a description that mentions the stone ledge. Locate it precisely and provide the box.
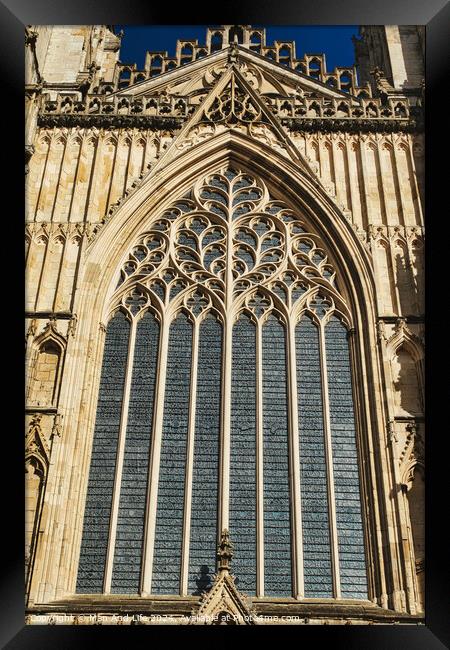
[27,596,425,624]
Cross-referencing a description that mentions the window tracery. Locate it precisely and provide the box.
[77,167,367,600]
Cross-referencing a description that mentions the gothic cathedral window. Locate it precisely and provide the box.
[76,168,368,599]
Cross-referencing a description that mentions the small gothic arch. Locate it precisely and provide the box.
[388,340,423,418]
[28,325,66,407]
[210,32,223,53]
[229,26,244,44]
[249,31,262,53]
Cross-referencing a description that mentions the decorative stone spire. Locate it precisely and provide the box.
[217,529,234,573]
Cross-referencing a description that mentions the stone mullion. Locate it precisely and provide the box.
[106,131,126,213]
[387,236,401,316]
[84,131,103,222]
[390,141,407,228]
[288,318,305,599]
[374,138,389,227]
[357,140,371,230]
[25,136,50,223]
[69,133,95,225]
[404,236,420,315]
[141,314,170,595]
[54,231,82,313]
[318,321,341,599]
[35,135,56,222]
[218,199,234,537]
[139,133,149,177]
[121,131,133,198]
[50,134,69,223]
[330,138,340,206]
[344,138,358,225]
[255,320,264,597]
[406,138,423,227]
[52,233,68,313]
[180,319,199,596]
[33,235,50,312]
[103,316,137,594]
[69,228,88,315]
[104,134,119,219]
[317,135,326,186]
[36,231,64,312]
[65,132,83,223]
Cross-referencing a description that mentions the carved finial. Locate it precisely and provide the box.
[68,313,78,337]
[51,413,62,438]
[25,145,35,175]
[25,28,38,48]
[27,318,37,338]
[395,317,407,336]
[217,529,234,572]
[229,42,239,63]
[370,66,384,83]
[29,413,43,429]
[369,66,394,102]
[87,60,100,83]
[377,320,386,341]
[388,420,397,444]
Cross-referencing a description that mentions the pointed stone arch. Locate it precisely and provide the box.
[386,321,424,419]
[33,125,408,614]
[27,321,66,408]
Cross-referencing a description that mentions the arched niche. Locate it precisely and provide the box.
[390,345,423,417]
[28,339,63,407]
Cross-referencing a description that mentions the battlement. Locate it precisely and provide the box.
[101,25,370,98]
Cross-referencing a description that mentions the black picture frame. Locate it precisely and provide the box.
[4,0,449,647]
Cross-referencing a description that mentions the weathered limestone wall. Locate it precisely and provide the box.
[25,127,172,313]
[37,26,120,86]
[291,131,424,319]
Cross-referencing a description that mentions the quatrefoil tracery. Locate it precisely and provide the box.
[112,167,346,324]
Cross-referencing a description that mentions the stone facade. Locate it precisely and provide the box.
[25,25,425,624]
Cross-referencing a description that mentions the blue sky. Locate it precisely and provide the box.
[116,26,360,74]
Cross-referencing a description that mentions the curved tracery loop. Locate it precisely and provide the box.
[205,77,261,125]
[174,215,227,282]
[112,166,346,324]
[117,232,168,288]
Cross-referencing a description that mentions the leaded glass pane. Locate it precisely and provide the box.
[111,312,160,593]
[79,167,368,602]
[188,316,222,594]
[151,313,192,594]
[325,317,368,599]
[262,315,292,597]
[296,318,333,597]
[76,312,130,593]
[230,315,257,595]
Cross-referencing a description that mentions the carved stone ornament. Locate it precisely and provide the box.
[398,420,425,490]
[51,413,63,438]
[205,74,261,125]
[67,313,78,337]
[26,413,50,474]
[193,530,256,625]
